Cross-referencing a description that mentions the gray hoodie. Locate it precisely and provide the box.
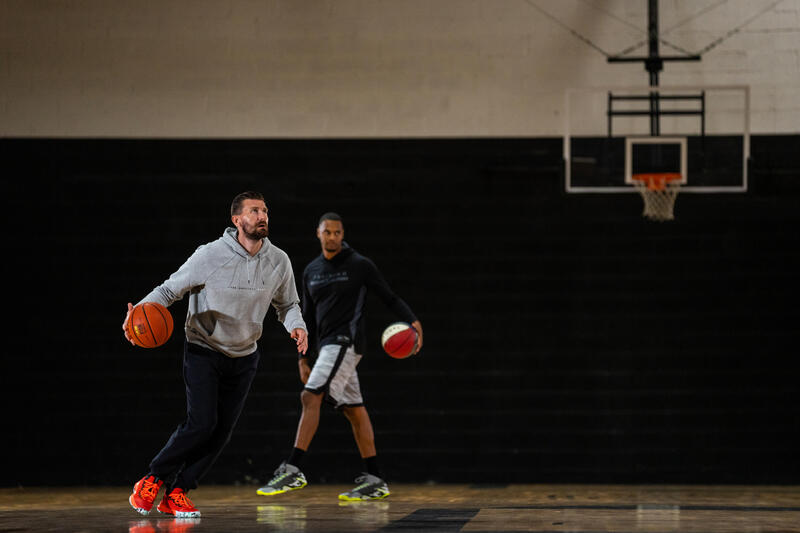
[137,227,306,358]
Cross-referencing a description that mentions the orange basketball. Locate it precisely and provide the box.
[381,322,418,359]
[127,302,174,348]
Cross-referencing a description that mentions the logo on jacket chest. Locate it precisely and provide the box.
[308,271,349,288]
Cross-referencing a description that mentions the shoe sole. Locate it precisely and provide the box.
[158,509,200,518]
[338,491,390,501]
[256,482,307,496]
[129,494,152,515]
[158,506,201,518]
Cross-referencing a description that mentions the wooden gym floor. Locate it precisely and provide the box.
[1,484,799,532]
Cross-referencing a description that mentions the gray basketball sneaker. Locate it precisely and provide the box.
[338,473,390,501]
[256,462,307,496]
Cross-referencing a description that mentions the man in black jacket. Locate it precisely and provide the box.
[257,212,423,501]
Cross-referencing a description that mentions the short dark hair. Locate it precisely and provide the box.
[231,191,265,216]
[318,212,343,226]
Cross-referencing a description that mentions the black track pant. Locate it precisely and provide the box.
[148,341,259,490]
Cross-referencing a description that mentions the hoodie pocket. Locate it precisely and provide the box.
[208,315,262,351]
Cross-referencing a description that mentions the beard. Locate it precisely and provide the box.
[242,221,268,240]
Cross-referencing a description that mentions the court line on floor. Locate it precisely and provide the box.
[379,508,480,531]
[491,504,800,512]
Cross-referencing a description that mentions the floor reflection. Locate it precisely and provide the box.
[129,518,202,533]
[256,505,308,531]
[338,500,391,529]
[636,504,681,530]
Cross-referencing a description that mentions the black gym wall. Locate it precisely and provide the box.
[3,136,799,487]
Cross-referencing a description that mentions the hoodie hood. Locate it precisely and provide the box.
[223,227,272,258]
[325,241,354,265]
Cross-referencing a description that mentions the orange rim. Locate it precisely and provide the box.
[632,172,682,191]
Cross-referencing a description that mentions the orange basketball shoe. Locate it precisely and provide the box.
[157,488,201,518]
[129,475,164,515]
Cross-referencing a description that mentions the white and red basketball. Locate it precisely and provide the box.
[381,322,418,359]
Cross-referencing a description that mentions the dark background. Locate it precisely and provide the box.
[3,136,799,487]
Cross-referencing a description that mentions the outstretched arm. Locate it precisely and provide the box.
[365,258,423,354]
[271,260,308,356]
[122,246,207,345]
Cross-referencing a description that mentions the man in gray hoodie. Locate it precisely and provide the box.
[124,191,307,518]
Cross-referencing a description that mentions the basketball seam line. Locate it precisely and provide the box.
[151,303,171,345]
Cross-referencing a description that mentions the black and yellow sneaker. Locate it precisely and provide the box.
[257,462,307,496]
[338,473,390,501]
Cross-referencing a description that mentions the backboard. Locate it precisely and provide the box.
[564,85,749,193]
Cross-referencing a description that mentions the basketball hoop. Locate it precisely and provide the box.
[631,172,682,221]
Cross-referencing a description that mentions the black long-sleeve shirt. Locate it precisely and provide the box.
[302,243,417,355]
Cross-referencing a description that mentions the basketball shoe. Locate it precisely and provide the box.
[338,473,390,501]
[157,488,201,518]
[129,475,164,515]
[256,462,307,496]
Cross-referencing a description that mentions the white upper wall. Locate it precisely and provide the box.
[1,0,797,137]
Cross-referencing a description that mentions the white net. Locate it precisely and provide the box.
[632,175,681,221]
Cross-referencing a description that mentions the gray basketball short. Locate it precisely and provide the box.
[305,343,364,408]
